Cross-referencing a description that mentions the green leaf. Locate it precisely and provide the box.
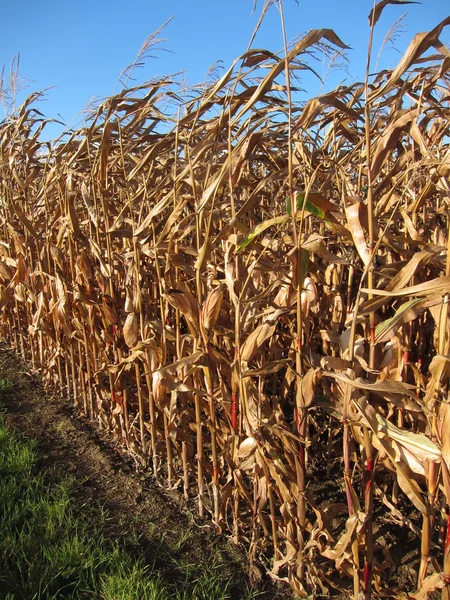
[286,191,337,220]
[236,215,288,254]
[298,247,310,285]
[374,298,428,343]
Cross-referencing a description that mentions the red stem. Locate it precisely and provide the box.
[365,457,374,499]
[443,515,450,585]
[231,392,238,433]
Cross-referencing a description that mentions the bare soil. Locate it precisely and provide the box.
[0,341,291,600]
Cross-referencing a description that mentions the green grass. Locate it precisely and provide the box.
[0,377,258,600]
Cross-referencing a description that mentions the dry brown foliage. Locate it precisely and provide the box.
[0,12,449,598]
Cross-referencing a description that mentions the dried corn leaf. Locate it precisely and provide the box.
[362,276,450,298]
[241,322,277,363]
[242,358,292,378]
[396,572,445,599]
[370,16,450,101]
[153,351,206,378]
[200,286,223,336]
[123,312,139,348]
[374,297,442,343]
[369,0,420,27]
[353,397,428,514]
[323,371,417,398]
[345,202,371,266]
[236,215,288,254]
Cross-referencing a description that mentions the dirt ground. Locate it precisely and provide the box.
[0,341,293,600]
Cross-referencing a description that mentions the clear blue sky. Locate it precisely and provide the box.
[1,0,448,138]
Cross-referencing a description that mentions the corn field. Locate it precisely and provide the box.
[0,7,450,598]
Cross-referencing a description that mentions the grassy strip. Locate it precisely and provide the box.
[0,377,254,600]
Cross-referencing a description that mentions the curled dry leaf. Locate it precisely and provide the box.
[101,294,120,326]
[241,322,277,363]
[153,351,206,378]
[374,297,442,343]
[376,413,441,471]
[14,283,26,303]
[396,572,445,600]
[152,370,168,408]
[0,260,13,282]
[369,0,420,26]
[81,182,98,227]
[76,251,94,284]
[50,245,65,272]
[0,284,16,311]
[439,401,450,471]
[362,276,450,298]
[429,354,450,386]
[301,276,318,312]
[323,370,417,398]
[345,201,371,266]
[238,436,257,458]
[165,286,199,334]
[124,286,135,313]
[14,254,27,284]
[200,286,223,338]
[123,311,139,348]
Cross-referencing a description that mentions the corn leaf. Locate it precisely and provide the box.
[236,215,288,254]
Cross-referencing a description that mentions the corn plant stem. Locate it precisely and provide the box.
[27,244,40,372]
[440,208,450,599]
[90,333,101,422]
[144,347,158,476]
[362,6,378,598]
[64,352,71,402]
[203,350,220,525]
[182,137,206,518]
[181,417,189,500]
[163,411,174,486]
[251,477,261,563]
[175,281,190,497]
[279,2,307,583]
[56,350,64,397]
[343,409,360,599]
[14,298,25,359]
[77,339,88,413]
[191,353,204,518]
[392,407,404,506]
[443,519,450,600]
[261,454,279,560]
[101,188,126,444]
[10,315,18,354]
[112,345,127,441]
[228,106,241,543]
[228,107,240,438]
[23,296,33,366]
[152,224,172,488]
[134,362,147,464]
[29,331,37,371]
[231,457,240,545]
[68,340,77,408]
[419,483,433,585]
[170,196,188,488]
[363,426,374,598]
[81,325,95,417]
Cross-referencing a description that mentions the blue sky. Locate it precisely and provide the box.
[1,0,449,138]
